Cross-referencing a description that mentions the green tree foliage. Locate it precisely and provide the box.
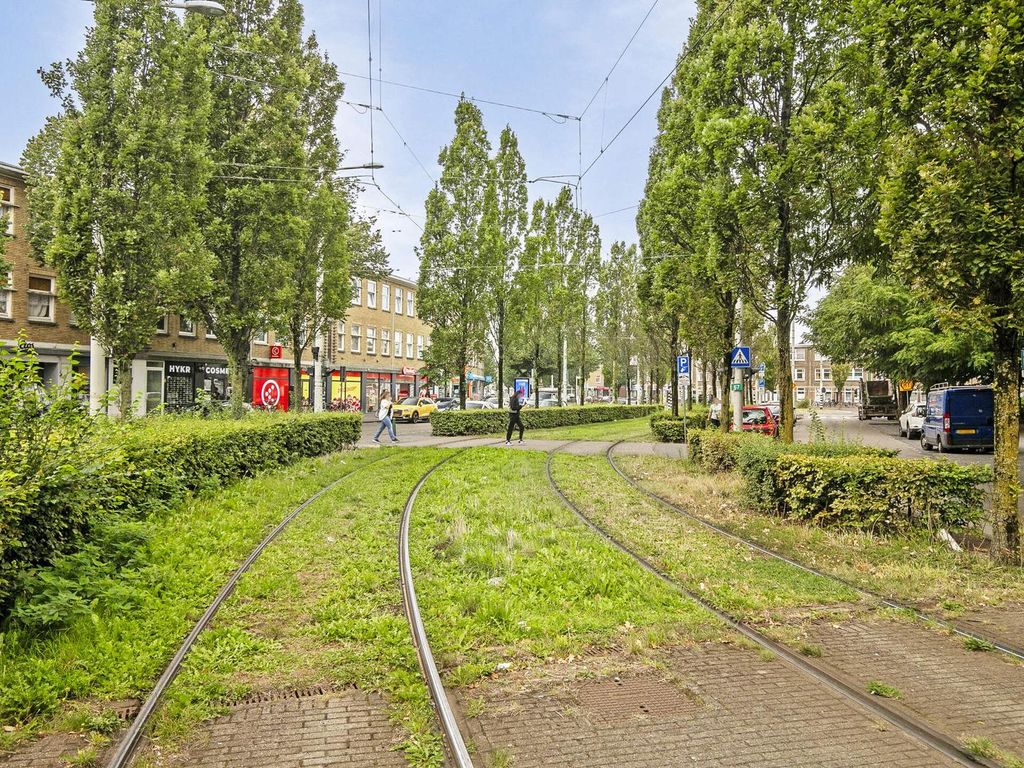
[22,0,210,418]
[859,0,1024,561]
[807,265,991,388]
[596,242,641,404]
[481,126,528,407]
[418,100,491,408]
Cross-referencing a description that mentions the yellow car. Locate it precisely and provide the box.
[392,396,437,423]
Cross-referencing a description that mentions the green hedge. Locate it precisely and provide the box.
[431,404,661,436]
[1,413,361,615]
[687,428,988,533]
[650,405,710,443]
[774,454,990,531]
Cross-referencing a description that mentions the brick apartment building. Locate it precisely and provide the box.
[790,343,865,405]
[0,160,437,415]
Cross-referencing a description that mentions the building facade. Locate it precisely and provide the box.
[0,161,433,415]
[790,344,865,405]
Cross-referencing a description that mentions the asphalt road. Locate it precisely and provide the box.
[794,406,1024,474]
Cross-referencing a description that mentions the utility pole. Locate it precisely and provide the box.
[731,298,744,431]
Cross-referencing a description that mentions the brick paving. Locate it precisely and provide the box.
[164,689,407,768]
[457,645,959,767]
[0,732,91,768]
[807,619,1024,755]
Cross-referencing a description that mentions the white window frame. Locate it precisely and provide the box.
[254,330,268,345]
[793,348,806,362]
[367,280,377,309]
[0,186,14,236]
[351,323,361,353]
[27,275,56,322]
[179,316,196,337]
[351,276,362,305]
[796,387,806,400]
[407,291,414,317]
[417,334,424,360]
[0,271,12,319]
[406,334,414,358]
[337,321,345,352]
[381,328,391,356]
[395,287,403,314]
[794,367,806,382]
[394,330,403,358]
[366,326,377,355]
[205,323,217,340]
[156,314,168,334]
[382,283,390,312]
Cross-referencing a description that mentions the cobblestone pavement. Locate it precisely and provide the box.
[164,689,407,768]
[457,645,959,768]
[958,603,1024,654]
[0,732,92,768]
[806,619,1024,754]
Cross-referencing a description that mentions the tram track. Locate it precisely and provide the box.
[605,440,1024,662]
[103,450,398,768]
[546,442,996,768]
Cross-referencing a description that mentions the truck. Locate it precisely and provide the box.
[857,379,898,420]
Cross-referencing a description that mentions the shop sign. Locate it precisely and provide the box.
[269,345,283,360]
[252,366,290,411]
[401,366,417,375]
[201,363,230,377]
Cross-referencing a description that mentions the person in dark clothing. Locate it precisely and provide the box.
[506,389,526,445]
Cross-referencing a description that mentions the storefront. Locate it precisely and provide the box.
[163,360,232,410]
[252,366,290,411]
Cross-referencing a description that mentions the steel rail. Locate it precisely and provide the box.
[398,450,476,768]
[105,451,393,768]
[605,441,1024,662]
[546,445,994,768]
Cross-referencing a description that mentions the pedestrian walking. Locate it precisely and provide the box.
[373,390,399,444]
[506,388,526,445]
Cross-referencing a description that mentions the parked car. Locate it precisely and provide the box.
[465,400,497,410]
[738,405,779,437]
[434,397,458,412]
[920,385,994,453]
[898,402,926,439]
[392,396,438,423]
[538,396,560,408]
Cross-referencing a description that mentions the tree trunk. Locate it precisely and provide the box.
[225,333,250,419]
[719,297,736,433]
[670,319,679,417]
[534,341,541,408]
[776,314,795,442]
[556,331,564,406]
[991,322,1021,564]
[497,316,505,409]
[459,367,467,409]
[291,343,304,412]
[115,354,133,420]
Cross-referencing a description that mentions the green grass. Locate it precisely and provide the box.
[149,449,451,764]
[0,450,382,750]
[409,449,720,683]
[866,680,902,699]
[616,454,1024,609]
[550,454,860,619]
[962,736,1024,768]
[489,416,655,442]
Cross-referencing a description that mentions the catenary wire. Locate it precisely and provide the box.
[579,0,736,181]
[380,109,436,183]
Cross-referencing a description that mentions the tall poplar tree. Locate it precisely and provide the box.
[862,0,1024,562]
[596,241,641,404]
[481,126,528,407]
[418,100,491,408]
[23,0,210,417]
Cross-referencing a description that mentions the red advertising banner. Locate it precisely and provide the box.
[253,366,289,411]
[269,345,283,360]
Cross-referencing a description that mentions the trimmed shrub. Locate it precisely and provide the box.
[650,405,710,443]
[431,404,661,436]
[773,454,990,532]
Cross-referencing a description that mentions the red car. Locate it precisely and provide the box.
[736,405,779,438]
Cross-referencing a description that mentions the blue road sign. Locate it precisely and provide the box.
[758,362,766,374]
[730,346,751,368]
[677,354,690,375]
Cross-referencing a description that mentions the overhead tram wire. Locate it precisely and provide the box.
[366,0,376,180]
[578,0,737,182]
[380,109,436,183]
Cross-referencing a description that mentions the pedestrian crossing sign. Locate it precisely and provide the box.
[730,346,751,368]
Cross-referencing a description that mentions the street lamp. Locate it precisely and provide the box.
[165,0,227,16]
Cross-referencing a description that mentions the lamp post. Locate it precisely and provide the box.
[311,344,322,413]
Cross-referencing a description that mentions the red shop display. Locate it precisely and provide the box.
[253,366,290,412]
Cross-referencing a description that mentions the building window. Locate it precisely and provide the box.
[851,367,863,379]
[367,280,377,309]
[156,314,168,334]
[794,367,806,382]
[381,328,391,356]
[205,322,217,340]
[145,361,164,414]
[179,316,196,336]
[395,287,403,314]
[337,322,345,352]
[417,334,424,360]
[0,186,14,235]
[254,329,268,345]
[350,323,361,353]
[366,327,377,354]
[382,283,390,312]
[406,333,414,358]
[27,275,55,321]
[0,271,12,318]
[351,276,362,305]
[796,387,806,400]
[394,331,403,358]
[407,291,414,317]
[792,348,806,362]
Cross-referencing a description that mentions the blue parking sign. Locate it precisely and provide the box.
[677,354,690,375]
[730,346,751,368]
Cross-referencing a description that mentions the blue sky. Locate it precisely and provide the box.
[1,0,697,279]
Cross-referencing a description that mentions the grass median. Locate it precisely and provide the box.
[486,415,655,442]
[614,454,1024,612]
